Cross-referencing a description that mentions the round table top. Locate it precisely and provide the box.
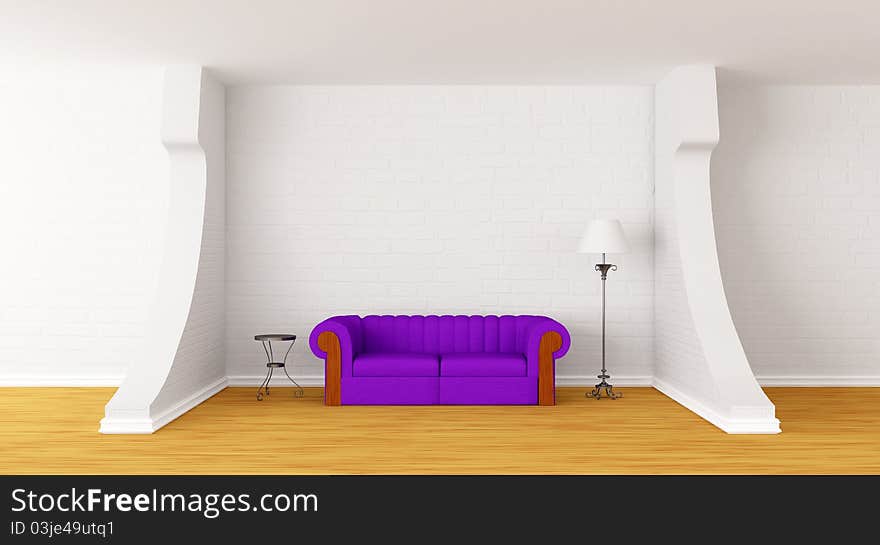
[254,334,297,341]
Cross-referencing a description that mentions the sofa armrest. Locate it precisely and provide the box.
[523,318,571,406]
[309,316,362,406]
[524,317,571,362]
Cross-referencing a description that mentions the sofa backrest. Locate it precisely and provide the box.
[360,315,541,354]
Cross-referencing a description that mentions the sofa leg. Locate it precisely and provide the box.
[318,331,341,406]
[538,331,562,406]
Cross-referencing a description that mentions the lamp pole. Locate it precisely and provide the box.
[588,252,622,399]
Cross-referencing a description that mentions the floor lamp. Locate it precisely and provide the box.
[578,219,630,399]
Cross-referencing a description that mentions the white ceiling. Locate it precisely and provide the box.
[2,0,879,85]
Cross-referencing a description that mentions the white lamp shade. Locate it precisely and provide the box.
[578,219,630,254]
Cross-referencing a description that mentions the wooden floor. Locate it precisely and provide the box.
[1,387,879,474]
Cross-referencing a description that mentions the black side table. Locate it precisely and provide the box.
[254,334,304,400]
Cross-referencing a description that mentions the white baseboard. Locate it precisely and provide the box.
[226,374,653,387]
[99,376,228,434]
[652,377,781,434]
[98,414,156,434]
[756,375,880,387]
[556,375,653,387]
[150,376,228,431]
[0,375,124,387]
[6,373,880,389]
[226,374,324,387]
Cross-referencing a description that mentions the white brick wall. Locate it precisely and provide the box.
[226,86,654,382]
[713,85,880,381]
[0,64,167,384]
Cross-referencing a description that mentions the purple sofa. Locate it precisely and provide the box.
[309,315,570,406]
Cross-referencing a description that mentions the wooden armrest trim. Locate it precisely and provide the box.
[538,331,563,406]
[317,331,341,406]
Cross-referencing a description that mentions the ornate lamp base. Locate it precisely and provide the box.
[586,374,622,400]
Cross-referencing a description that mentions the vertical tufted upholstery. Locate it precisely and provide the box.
[310,314,571,366]
[360,315,539,355]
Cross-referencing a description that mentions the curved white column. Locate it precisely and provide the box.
[100,66,226,433]
[653,65,779,433]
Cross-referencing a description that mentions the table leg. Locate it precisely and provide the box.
[282,366,305,398]
[256,367,272,401]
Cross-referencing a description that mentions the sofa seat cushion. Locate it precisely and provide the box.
[440,352,526,377]
[353,353,439,377]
